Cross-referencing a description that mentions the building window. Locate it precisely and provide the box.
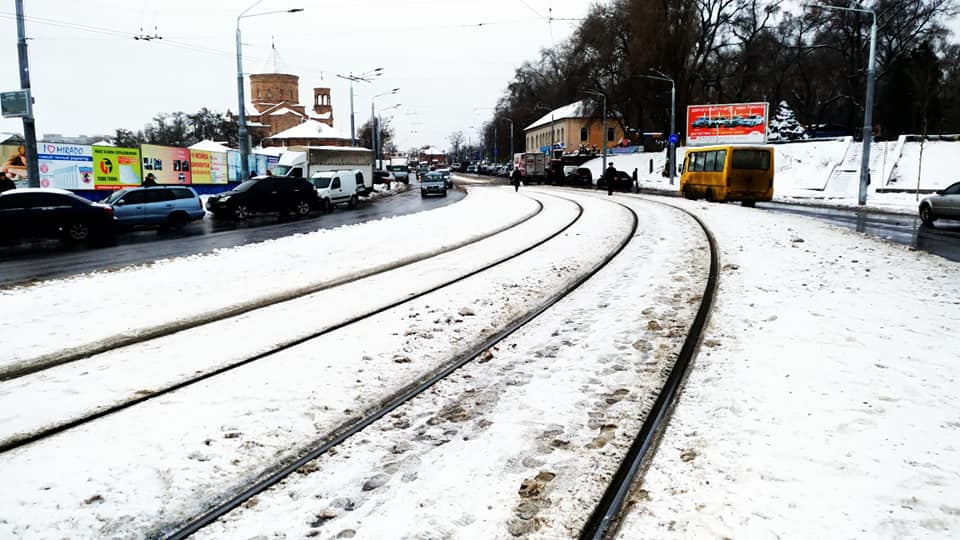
[607,127,615,141]
[256,89,261,98]
[580,127,588,142]
[267,90,272,98]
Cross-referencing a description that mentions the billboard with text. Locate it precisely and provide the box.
[93,146,141,189]
[37,143,95,190]
[141,144,192,184]
[189,149,228,184]
[686,102,768,146]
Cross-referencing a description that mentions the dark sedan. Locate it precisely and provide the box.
[207,176,318,220]
[0,188,116,245]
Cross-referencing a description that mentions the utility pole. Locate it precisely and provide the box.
[337,68,383,146]
[15,0,39,187]
[584,91,607,174]
[502,118,514,168]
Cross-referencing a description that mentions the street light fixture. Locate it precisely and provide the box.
[639,70,676,185]
[236,1,303,180]
[336,67,383,146]
[583,90,608,175]
[805,2,877,205]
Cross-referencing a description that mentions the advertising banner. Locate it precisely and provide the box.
[1,143,28,187]
[189,149,228,184]
[227,150,242,182]
[686,102,768,146]
[93,146,141,189]
[141,144,192,184]
[37,143,94,189]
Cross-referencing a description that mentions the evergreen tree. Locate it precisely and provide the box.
[768,100,804,141]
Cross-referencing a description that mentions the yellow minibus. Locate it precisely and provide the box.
[679,145,774,206]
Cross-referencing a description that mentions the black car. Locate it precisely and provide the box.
[206,176,319,220]
[597,170,633,191]
[0,188,116,245]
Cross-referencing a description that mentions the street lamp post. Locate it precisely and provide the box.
[502,117,515,169]
[236,2,303,181]
[378,103,401,165]
[14,0,39,187]
[336,68,383,146]
[640,71,676,185]
[370,88,399,173]
[583,90,608,174]
[807,2,877,205]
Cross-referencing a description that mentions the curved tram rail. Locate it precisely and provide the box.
[0,193,573,455]
[579,200,720,539]
[159,199,641,539]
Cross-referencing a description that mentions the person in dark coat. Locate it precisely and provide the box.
[632,167,639,193]
[603,162,616,196]
[142,173,158,187]
[0,172,15,193]
[511,167,522,192]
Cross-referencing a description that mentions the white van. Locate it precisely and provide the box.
[310,170,362,210]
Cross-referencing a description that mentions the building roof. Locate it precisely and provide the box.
[421,147,445,156]
[266,119,349,141]
[189,139,232,153]
[525,100,591,131]
[269,107,306,117]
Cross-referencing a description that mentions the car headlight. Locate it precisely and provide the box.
[219,195,231,202]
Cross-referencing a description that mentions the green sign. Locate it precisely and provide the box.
[92,146,141,189]
[1,90,32,118]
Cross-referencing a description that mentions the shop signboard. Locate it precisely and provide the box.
[686,102,768,146]
[189,149,228,184]
[141,144,192,184]
[36,143,94,189]
[92,145,141,189]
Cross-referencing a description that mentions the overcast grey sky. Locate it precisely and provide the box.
[0,0,590,150]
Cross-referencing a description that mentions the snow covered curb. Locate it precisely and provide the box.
[616,195,960,538]
[0,188,537,375]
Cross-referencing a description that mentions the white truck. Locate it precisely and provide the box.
[309,170,364,210]
[272,146,374,196]
[386,157,410,183]
[521,152,547,184]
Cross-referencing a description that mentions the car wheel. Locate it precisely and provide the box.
[64,222,91,243]
[742,200,756,208]
[167,212,189,229]
[233,204,250,220]
[421,191,427,198]
[920,204,935,226]
[295,199,311,217]
[349,195,358,209]
[442,189,447,197]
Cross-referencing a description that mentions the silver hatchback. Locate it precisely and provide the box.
[103,186,205,229]
[919,181,960,226]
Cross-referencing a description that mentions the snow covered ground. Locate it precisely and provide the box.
[616,194,960,539]
[1,184,958,539]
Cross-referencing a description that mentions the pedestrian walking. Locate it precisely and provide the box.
[142,173,158,187]
[511,167,522,192]
[603,162,616,196]
[632,167,639,193]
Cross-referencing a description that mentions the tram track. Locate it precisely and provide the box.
[0,192,579,454]
[579,195,720,540]
[0,194,544,381]
[157,194,641,540]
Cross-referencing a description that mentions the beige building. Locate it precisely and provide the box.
[524,100,624,155]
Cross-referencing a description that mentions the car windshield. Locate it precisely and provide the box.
[424,175,443,182]
[387,166,405,172]
[312,177,331,188]
[102,190,129,203]
[233,180,260,192]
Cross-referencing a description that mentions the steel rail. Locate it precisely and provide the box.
[158,196,640,540]
[0,194,579,454]
[579,199,720,540]
[1,194,545,381]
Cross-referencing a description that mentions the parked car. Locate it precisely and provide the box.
[466,165,478,174]
[572,167,593,185]
[311,170,362,210]
[374,169,397,185]
[102,185,204,230]
[386,164,410,184]
[420,171,447,197]
[416,166,429,179]
[919,181,960,226]
[0,188,116,245]
[596,170,633,191]
[206,176,318,220]
[692,116,713,128]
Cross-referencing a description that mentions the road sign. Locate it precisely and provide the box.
[668,133,679,144]
[1,90,32,118]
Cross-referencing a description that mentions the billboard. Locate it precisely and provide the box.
[141,144,192,184]
[93,146,141,189]
[37,143,95,189]
[189,149,228,184]
[686,102,768,146]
